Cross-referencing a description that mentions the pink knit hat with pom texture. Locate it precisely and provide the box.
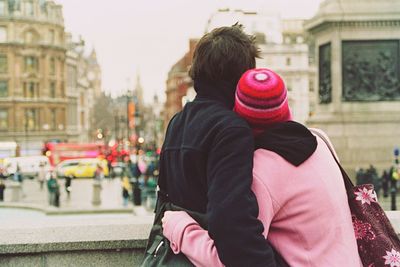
[234,68,292,132]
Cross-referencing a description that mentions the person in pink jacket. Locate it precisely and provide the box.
[161,68,362,267]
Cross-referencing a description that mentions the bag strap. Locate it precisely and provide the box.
[309,129,354,190]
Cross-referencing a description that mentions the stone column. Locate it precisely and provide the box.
[9,181,22,202]
[92,180,102,206]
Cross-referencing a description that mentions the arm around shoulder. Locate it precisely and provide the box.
[206,125,277,267]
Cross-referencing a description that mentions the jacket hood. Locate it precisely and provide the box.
[255,121,317,166]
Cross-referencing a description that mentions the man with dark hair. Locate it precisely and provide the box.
[159,24,277,266]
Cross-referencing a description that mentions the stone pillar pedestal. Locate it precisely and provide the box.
[9,181,22,202]
[92,180,102,206]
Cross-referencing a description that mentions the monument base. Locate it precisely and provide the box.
[307,108,400,178]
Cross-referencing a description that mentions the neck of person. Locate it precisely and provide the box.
[194,78,237,109]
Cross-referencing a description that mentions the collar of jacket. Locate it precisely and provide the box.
[255,121,318,166]
[193,79,237,109]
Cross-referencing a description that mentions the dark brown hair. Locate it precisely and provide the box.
[189,23,260,84]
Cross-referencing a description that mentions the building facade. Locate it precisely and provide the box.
[0,0,67,155]
[65,35,102,143]
[305,0,400,174]
[164,39,197,125]
[206,8,315,124]
[257,19,316,124]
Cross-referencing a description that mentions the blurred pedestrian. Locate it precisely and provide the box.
[0,166,7,180]
[382,170,391,198]
[14,164,22,182]
[95,163,104,180]
[121,174,131,206]
[355,167,365,185]
[47,172,59,207]
[0,179,5,201]
[367,164,381,198]
[128,159,140,180]
[38,161,46,190]
[65,175,72,198]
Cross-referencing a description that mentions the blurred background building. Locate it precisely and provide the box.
[164,8,315,126]
[0,0,67,155]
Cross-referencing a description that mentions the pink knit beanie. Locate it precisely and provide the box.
[234,68,292,132]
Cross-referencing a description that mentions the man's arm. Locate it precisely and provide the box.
[206,125,276,267]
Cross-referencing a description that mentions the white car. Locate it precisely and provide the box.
[4,156,51,179]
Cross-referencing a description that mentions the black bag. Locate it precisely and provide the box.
[140,190,207,267]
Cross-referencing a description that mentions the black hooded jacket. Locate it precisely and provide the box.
[159,79,278,267]
[255,121,317,167]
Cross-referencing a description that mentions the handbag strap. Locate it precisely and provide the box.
[309,129,354,190]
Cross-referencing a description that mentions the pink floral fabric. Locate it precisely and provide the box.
[349,184,400,267]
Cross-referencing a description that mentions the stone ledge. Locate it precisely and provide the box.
[1,211,400,267]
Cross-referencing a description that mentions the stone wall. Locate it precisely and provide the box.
[2,212,400,266]
[0,220,151,267]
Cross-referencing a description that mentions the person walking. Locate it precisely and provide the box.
[162,68,362,267]
[14,164,22,182]
[47,172,58,206]
[94,163,104,180]
[0,179,5,201]
[382,169,391,198]
[121,174,131,206]
[65,175,72,198]
[38,161,46,190]
[152,24,278,266]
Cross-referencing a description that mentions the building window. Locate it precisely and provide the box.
[80,111,84,127]
[286,57,291,66]
[309,80,315,92]
[0,80,7,97]
[0,54,7,73]
[50,108,56,130]
[25,0,34,16]
[23,81,38,98]
[49,29,55,44]
[50,81,55,98]
[67,66,77,88]
[0,0,5,16]
[25,31,34,43]
[49,57,55,75]
[296,36,304,44]
[24,108,38,131]
[24,56,38,73]
[80,92,84,106]
[0,109,7,129]
[8,0,21,14]
[0,26,6,42]
[60,82,64,97]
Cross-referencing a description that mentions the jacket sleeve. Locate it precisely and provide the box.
[206,125,277,267]
[163,211,225,267]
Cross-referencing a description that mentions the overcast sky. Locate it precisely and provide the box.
[56,0,322,103]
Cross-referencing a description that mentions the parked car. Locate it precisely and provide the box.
[56,159,81,178]
[3,156,51,179]
[63,158,109,178]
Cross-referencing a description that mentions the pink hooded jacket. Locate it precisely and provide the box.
[162,128,362,267]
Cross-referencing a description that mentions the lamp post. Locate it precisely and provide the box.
[126,91,131,146]
[24,119,28,156]
[132,108,142,206]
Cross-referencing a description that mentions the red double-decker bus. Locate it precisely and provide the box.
[43,143,105,166]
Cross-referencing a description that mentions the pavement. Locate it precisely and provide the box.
[0,178,155,215]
